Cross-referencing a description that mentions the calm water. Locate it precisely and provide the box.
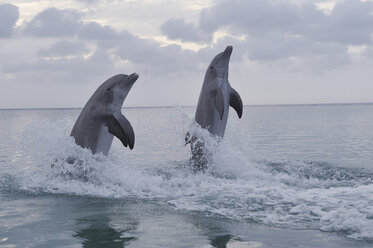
[0,104,373,247]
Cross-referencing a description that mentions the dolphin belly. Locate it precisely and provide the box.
[94,125,115,155]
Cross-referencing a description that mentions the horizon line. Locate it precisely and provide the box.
[1,102,373,110]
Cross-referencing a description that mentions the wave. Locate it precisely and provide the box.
[2,116,373,242]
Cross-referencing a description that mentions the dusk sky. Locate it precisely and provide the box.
[1,0,373,108]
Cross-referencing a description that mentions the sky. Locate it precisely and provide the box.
[1,0,373,108]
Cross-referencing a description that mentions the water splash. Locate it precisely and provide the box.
[4,114,373,242]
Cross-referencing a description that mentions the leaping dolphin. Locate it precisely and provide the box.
[186,46,243,169]
[71,73,139,155]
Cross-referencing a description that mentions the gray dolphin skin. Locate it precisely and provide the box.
[71,73,139,155]
[186,46,243,169]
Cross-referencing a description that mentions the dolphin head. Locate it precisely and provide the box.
[206,46,232,79]
[92,73,139,112]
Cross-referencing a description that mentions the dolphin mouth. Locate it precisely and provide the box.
[223,45,233,57]
[215,45,233,65]
[126,73,139,84]
[118,72,139,88]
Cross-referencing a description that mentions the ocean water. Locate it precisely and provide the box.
[0,104,373,248]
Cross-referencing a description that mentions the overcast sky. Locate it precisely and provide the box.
[1,0,373,108]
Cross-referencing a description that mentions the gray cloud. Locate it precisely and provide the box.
[2,46,116,86]
[303,0,373,45]
[78,19,203,74]
[246,33,347,61]
[161,18,211,43]
[197,0,373,45]
[24,8,82,37]
[8,1,370,85]
[159,0,373,71]
[114,34,201,75]
[76,21,194,73]
[76,0,112,3]
[16,6,221,79]
[37,40,89,57]
[2,0,373,108]
[0,3,19,38]
[23,7,123,41]
[78,22,121,40]
[76,0,98,3]
[33,48,113,77]
[4,5,201,84]
[199,0,300,36]
[2,60,29,74]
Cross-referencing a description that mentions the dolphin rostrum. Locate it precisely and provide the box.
[71,73,139,155]
[186,46,243,169]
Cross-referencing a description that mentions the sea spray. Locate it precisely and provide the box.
[9,110,373,241]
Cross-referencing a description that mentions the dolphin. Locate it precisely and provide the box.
[186,46,243,169]
[70,73,139,155]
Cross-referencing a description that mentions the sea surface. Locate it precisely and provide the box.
[1,104,373,248]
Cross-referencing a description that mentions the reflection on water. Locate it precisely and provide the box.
[74,220,137,248]
[209,234,233,248]
[0,185,371,248]
[72,198,139,248]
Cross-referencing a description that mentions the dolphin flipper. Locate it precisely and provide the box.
[107,114,135,150]
[229,87,243,118]
[214,89,225,120]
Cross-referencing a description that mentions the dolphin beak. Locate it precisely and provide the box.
[223,46,233,57]
[215,45,233,69]
[221,46,233,62]
[127,73,139,84]
[119,72,139,89]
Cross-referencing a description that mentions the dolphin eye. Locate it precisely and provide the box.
[106,88,111,91]
[209,66,213,70]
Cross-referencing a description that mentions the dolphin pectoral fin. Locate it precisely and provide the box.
[229,87,243,118]
[214,89,225,120]
[107,114,135,150]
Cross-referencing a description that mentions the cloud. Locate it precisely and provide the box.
[114,34,201,75]
[24,8,82,37]
[37,40,89,57]
[2,60,29,74]
[160,18,211,43]
[2,45,116,85]
[302,0,373,45]
[245,32,347,60]
[33,48,114,77]
[78,22,121,40]
[196,0,373,45]
[17,5,213,79]
[76,0,111,3]
[76,21,201,74]
[0,3,19,38]
[8,1,372,81]
[198,0,300,36]
[2,0,373,108]
[23,7,123,41]
[76,0,98,3]
[159,0,373,71]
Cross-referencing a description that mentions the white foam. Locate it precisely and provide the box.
[13,115,373,242]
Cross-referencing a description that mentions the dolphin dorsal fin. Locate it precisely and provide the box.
[229,87,243,118]
[214,88,225,120]
[106,114,135,149]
